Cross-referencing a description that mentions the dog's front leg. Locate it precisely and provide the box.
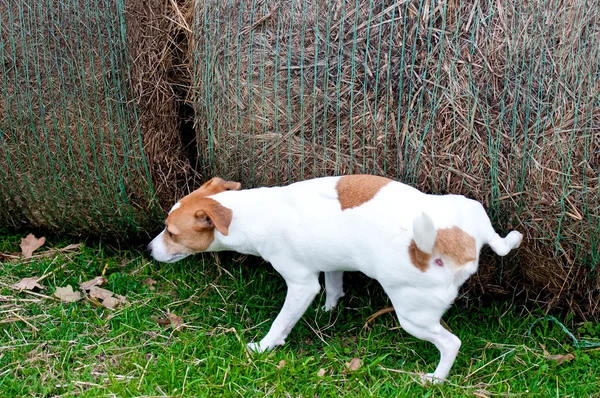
[247,273,321,353]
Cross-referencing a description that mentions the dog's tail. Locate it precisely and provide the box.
[482,215,523,256]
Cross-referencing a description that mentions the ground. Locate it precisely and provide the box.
[1,233,599,397]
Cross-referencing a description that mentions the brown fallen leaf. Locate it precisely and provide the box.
[547,353,575,364]
[153,313,184,330]
[53,285,81,303]
[80,276,107,291]
[276,360,286,369]
[317,368,327,377]
[142,278,157,290]
[168,313,184,330]
[115,294,127,305]
[101,296,119,309]
[20,234,46,258]
[345,358,362,372]
[89,286,114,300]
[11,277,44,291]
[154,316,171,326]
[540,343,575,364]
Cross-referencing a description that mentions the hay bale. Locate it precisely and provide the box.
[0,0,192,237]
[193,0,599,315]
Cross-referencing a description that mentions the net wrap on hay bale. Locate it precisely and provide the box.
[193,0,599,315]
[0,0,190,237]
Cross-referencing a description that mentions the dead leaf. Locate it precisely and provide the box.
[276,360,286,369]
[89,286,114,300]
[11,277,44,291]
[53,285,81,303]
[101,296,119,309]
[540,343,575,364]
[317,368,327,377]
[168,313,184,330]
[152,313,184,330]
[142,278,157,290]
[547,353,575,364]
[345,358,362,372]
[115,294,127,304]
[20,234,46,258]
[153,316,171,326]
[80,276,107,290]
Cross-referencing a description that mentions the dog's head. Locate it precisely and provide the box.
[147,178,241,263]
[409,212,478,278]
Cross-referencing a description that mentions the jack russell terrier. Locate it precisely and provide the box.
[147,175,523,382]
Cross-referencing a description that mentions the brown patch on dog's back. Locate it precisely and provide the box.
[435,227,477,265]
[337,175,391,210]
[409,240,430,272]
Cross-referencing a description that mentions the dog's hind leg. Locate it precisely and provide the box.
[384,289,460,383]
[247,270,321,353]
[323,271,345,311]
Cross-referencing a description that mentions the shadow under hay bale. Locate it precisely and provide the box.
[192,0,599,316]
[0,0,194,238]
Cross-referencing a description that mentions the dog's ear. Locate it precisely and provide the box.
[412,212,437,254]
[202,177,242,192]
[222,180,241,191]
[194,201,233,236]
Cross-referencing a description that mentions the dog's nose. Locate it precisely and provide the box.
[146,243,153,253]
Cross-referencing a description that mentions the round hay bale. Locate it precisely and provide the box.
[192,0,599,315]
[0,0,194,237]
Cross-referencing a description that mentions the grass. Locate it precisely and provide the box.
[1,233,599,397]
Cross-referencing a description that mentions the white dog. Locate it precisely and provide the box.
[147,175,523,382]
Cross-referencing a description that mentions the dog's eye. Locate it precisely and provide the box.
[166,229,174,238]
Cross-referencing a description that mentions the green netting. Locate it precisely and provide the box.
[0,0,163,237]
[193,0,599,310]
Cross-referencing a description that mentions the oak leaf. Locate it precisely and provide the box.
[80,276,107,290]
[142,278,157,290]
[11,277,44,291]
[53,285,81,303]
[20,234,46,258]
[345,358,362,372]
[89,286,114,300]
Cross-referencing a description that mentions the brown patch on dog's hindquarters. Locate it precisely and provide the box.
[409,240,431,272]
[336,175,391,210]
[409,227,477,272]
[435,227,477,265]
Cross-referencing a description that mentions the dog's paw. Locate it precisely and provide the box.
[421,373,444,385]
[246,342,264,353]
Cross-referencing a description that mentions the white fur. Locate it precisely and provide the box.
[148,176,523,382]
[169,202,181,213]
[412,212,437,253]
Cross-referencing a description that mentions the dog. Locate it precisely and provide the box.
[147,175,523,382]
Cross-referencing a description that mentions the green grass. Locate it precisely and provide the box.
[1,233,599,397]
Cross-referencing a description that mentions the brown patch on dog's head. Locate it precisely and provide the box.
[194,177,242,196]
[159,177,239,255]
[409,226,477,272]
[336,175,391,210]
[163,197,233,254]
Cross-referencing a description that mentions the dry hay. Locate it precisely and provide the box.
[125,0,199,204]
[193,0,599,315]
[0,0,194,237]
